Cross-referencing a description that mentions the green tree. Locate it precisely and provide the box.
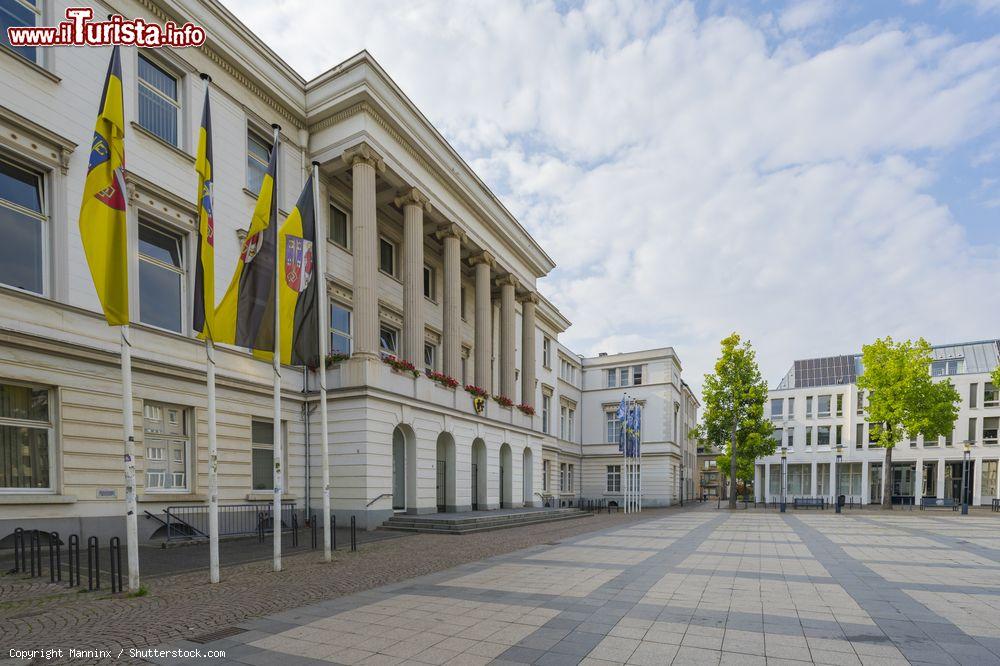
[992,364,1000,398]
[857,337,960,509]
[697,333,774,509]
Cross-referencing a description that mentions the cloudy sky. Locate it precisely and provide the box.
[225,0,999,393]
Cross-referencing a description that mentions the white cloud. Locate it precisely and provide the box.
[779,0,837,32]
[223,0,1000,394]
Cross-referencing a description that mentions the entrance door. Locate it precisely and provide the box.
[471,463,479,510]
[436,460,446,512]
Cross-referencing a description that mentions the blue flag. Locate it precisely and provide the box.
[616,397,627,453]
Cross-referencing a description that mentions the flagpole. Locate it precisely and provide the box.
[121,325,139,590]
[270,123,283,572]
[636,397,642,513]
[312,162,332,563]
[622,393,629,515]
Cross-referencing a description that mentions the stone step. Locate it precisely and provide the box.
[379,510,592,535]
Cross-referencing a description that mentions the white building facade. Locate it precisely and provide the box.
[755,341,1000,507]
[0,0,694,542]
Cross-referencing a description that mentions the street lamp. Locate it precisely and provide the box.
[780,446,787,513]
[835,444,843,514]
[962,441,971,515]
[680,464,684,507]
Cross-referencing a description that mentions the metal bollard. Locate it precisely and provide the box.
[311,513,317,550]
[87,535,100,591]
[68,534,80,587]
[350,515,357,552]
[13,527,25,573]
[49,531,61,583]
[109,537,123,593]
[292,511,299,547]
[257,512,265,543]
[30,530,42,578]
[331,515,337,551]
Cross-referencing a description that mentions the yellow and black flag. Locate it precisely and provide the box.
[193,80,215,339]
[278,175,318,367]
[214,134,279,352]
[79,46,128,326]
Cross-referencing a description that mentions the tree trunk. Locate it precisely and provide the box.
[729,427,737,509]
[881,444,893,510]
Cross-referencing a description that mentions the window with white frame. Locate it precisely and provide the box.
[857,390,864,414]
[0,381,52,490]
[856,423,863,449]
[424,342,436,373]
[817,394,831,417]
[817,425,830,447]
[619,367,629,387]
[568,407,575,440]
[246,128,272,195]
[379,237,396,277]
[559,405,567,439]
[606,368,616,388]
[330,302,351,355]
[632,365,642,385]
[138,221,185,333]
[542,394,551,434]
[251,418,279,490]
[143,401,189,491]
[970,418,978,444]
[971,383,979,409]
[559,463,567,491]
[806,396,813,418]
[567,464,574,493]
[787,427,795,449]
[836,394,844,417]
[984,417,998,447]
[329,203,349,249]
[986,383,999,408]
[379,325,399,356]
[137,55,181,147]
[771,398,783,420]
[1,0,42,63]
[607,465,621,492]
[0,156,46,294]
[606,409,621,444]
[930,359,963,376]
[787,397,795,419]
[423,265,435,300]
[542,459,549,491]
[542,337,551,368]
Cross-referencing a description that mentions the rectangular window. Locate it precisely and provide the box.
[379,237,396,276]
[984,417,999,447]
[930,359,962,376]
[1,0,42,62]
[606,410,621,444]
[633,366,642,385]
[559,463,567,492]
[607,465,621,493]
[559,406,567,439]
[606,369,616,388]
[329,204,349,249]
[568,464,575,493]
[0,381,51,490]
[772,427,783,446]
[856,423,864,449]
[771,398,783,420]
[970,383,978,409]
[568,408,575,440]
[619,367,630,387]
[857,390,864,415]
[924,433,939,447]
[423,265,435,300]
[836,425,842,446]
[817,425,831,447]
[836,394,843,417]
[542,394,551,435]
[251,419,275,490]
[806,396,813,418]
[986,383,999,408]
[246,129,272,195]
[379,325,398,356]
[138,222,184,333]
[330,302,351,355]
[970,417,977,444]
[143,402,189,491]
[806,426,812,447]
[981,461,998,502]
[818,395,831,417]
[542,337,551,368]
[787,427,795,449]
[787,397,795,419]
[0,157,45,294]
[944,430,953,447]
[138,55,180,147]
[542,460,549,491]
[424,343,436,373]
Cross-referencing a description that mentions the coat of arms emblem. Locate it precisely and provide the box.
[284,235,314,292]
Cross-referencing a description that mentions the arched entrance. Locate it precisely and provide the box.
[436,432,457,512]
[471,438,487,510]
[500,443,513,509]
[522,447,533,506]
[392,424,417,513]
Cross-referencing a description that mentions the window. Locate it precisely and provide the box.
[836,394,843,417]
[1,0,41,62]
[857,390,864,414]
[329,204,349,249]
[930,359,962,376]
[817,395,831,417]
[379,325,398,356]
[817,464,830,495]
[560,359,576,384]
[982,461,998,502]
[246,129,272,195]
[607,465,621,492]
[330,303,351,355]
[787,427,795,449]
[806,396,813,418]
[0,381,51,490]
[423,265,435,300]
[567,464,575,493]
[986,383,999,408]
[970,383,978,409]
[805,426,812,447]
[568,408,575,440]
[771,398,783,420]
[460,286,467,320]
[985,417,999,447]
[542,394,551,435]
[633,366,642,385]
[542,460,549,491]
[772,427,783,445]
[837,462,863,496]
[620,367,630,387]
[0,157,45,294]
[137,55,180,147]
[251,419,275,490]
[138,222,184,332]
[379,237,396,276]
[856,423,864,449]
[606,369,616,388]
[542,337,551,368]
[970,418,978,444]
[944,429,953,447]
[923,433,939,447]
[817,425,830,447]
[143,402,189,491]
[835,425,842,446]
[559,406,567,439]
[606,410,621,444]
[559,463,567,492]
[787,464,810,495]
[424,343,436,373]
[787,397,795,419]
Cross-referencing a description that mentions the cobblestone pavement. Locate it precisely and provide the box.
[0,507,687,664]
[142,507,1000,666]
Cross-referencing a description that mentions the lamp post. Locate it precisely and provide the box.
[962,441,971,515]
[780,446,787,513]
[835,444,843,514]
[680,464,684,507]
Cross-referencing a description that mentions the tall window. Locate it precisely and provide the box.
[379,237,396,276]
[835,425,842,446]
[138,222,184,332]
[857,390,864,414]
[986,383,999,408]
[787,397,795,419]
[836,394,843,417]
[567,464,574,493]
[806,396,813,418]
[542,394,551,435]
[424,343,436,373]
[330,303,351,355]
[970,383,978,409]
[606,369,616,388]
[817,425,830,447]
[985,417,999,447]
[559,463,567,492]
[329,204,349,249]
[0,381,51,490]
[771,398,783,420]
[568,408,575,440]
[423,265,435,300]
[856,423,863,449]
[246,129,272,195]
[787,427,795,449]
[817,395,831,417]
[632,365,643,385]
[619,367,629,387]
[143,402,189,491]
[137,55,180,146]
[969,418,977,444]
[542,460,549,491]
[805,426,812,447]
[559,405,567,439]
[607,465,621,492]
[379,325,398,356]
[606,410,621,444]
[251,419,276,490]
[542,337,551,368]
[0,157,45,294]
[460,286,467,320]
[1,0,41,62]
[981,461,998,502]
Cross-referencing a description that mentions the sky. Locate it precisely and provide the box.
[223,0,1000,396]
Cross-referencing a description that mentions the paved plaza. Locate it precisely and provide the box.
[146,507,1000,666]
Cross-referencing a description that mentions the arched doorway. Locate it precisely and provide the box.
[522,447,533,506]
[392,424,417,513]
[436,432,457,512]
[471,438,487,510]
[500,443,513,509]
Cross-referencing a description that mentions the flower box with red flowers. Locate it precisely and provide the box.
[464,384,489,398]
[323,353,350,368]
[516,403,535,416]
[425,370,460,389]
[492,394,514,408]
[382,355,419,378]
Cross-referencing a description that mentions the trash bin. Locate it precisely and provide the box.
[837,494,846,507]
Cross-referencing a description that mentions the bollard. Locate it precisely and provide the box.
[30,530,42,578]
[109,537,123,593]
[13,527,25,573]
[257,512,265,543]
[68,534,80,587]
[49,531,61,583]
[87,535,100,591]
[311,513,317,550]
[292,511,299,548]
[350,515,357,552]
[331,515,337,551]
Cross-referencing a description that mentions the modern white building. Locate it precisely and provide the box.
[755,340,1000,506]
[0,0,695,542]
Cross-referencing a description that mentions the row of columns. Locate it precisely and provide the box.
[343,142,538,407]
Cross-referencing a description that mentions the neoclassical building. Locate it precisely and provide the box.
[0,0,696,540]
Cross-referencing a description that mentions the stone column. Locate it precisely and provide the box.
[395,187,430,366]
[469,252,495,391]
[915,457,924,503]
[810,460,818,497]
[764,464,771,502]
[519,292,538,408]
[754,465,761,502]
[342,143,384,358]
[436,223,465,379]
[497,274,518,399]
[936,460,946,499]
[861,460,870,504]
